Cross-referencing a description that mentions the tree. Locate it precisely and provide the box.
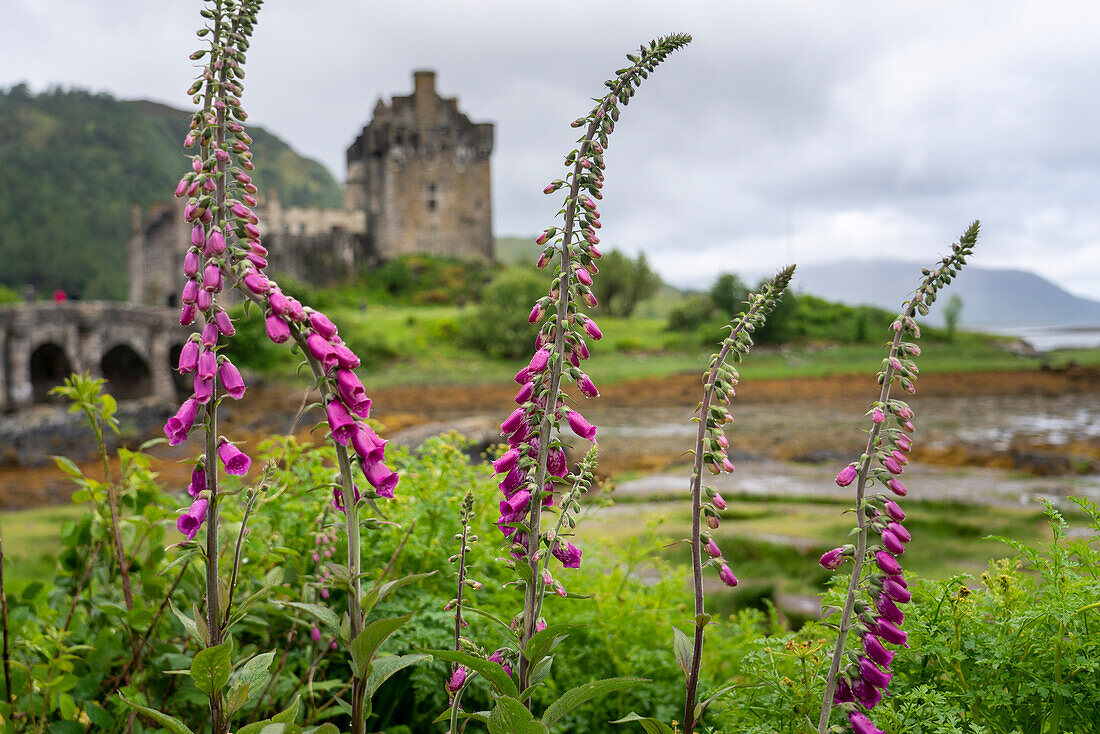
[459,268,546,358]
[590,249,662,317]
[709,272,750,317]
[944,294,964,341]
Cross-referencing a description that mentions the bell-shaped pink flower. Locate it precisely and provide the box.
[217,439,251,476]
[819,547,848,570]
[364,461,398,498]
[567,410,596,440]
[181,279,200,305]
[874,550,902,575]
[244,270,271,295]
[197,349,217,380]
[306,333,338,370]
[309,311,338,339]
[165,398,200,446]
[193,374,213,404]
[848,710,886,734]
[350,425,386,465]
[446,666,467,694]
[325,400,358,445]
[214,309,235,336]
[718,564,738,587]
[884,499,905,521]
[584,319,603,340]
[862,634,894,668]
[706,538,722,558]
[204,229,226,257]
[266,315,291,344]
[578,374,598,398]
[493,448,520,474]
[552,541,582,569]
[177,497,209,540]
[219,359,246,399]
[835,465,858,486]
[177,340,200,373]
[183,250,201,278]
[188,464,206,498]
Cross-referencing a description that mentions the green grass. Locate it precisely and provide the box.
[0,504,84,592]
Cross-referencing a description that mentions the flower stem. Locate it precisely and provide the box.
[1,537,10,704]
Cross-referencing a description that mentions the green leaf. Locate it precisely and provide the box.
[362,570,436,612]
[276,601,341,630]
[58,693,77,720]
[226,683,251,715]
[232,650,276,705]
[272,695,300,723]
[541,678,647,728]
[488,696,544,734]
[363,653,430,698]
[190,639,233,697]
[524,623,583,667]
[423,649,518,698]
[170,602,202,646]
[118,695,196,734]
[303,726,341,734]
[610,712,676,734]
[349,613,412,678]
[672,626,693,678]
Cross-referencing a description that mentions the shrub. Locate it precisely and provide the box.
[457,268,546,358]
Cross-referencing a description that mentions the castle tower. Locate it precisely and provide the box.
[345,70,494,260]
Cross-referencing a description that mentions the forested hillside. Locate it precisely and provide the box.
[0,85,341,299]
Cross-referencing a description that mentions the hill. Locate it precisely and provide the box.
[0,85,342,300]
[791,259,1100,329]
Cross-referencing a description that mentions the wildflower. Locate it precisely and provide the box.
[364,461,398,498]
[177,497,209,540]
[446,666,467,694]
[578,373,599,398]
[886,478,907,496]
[501,408,527,435]
[819,547,848,570]
[871,409,885,424]
[197,349,217,380]
[217,439,251,476]
[488,650,513,676]
[874,617,908,647]
[265,315,291,344]
[219,359,246,399]
[848,710,886,734]
[835,465,858,487]
[177,340,200,374]
[325,400,358,445]
[884,499,905,521]
[311,626,322,643]
[584,319,603,340]
[874,550,902,575]
[875,593,905,625]
[567,410,597,440]
[862,634,895,668]
[851,679,883,710]
[193,374,213,404]
[214,309,235,336]
[165,398,200,445]
[188,465,206,497]
[350,426,386,465]
[882,577,911,603]
[881,528,905,555]
[493,448,520,474]
[706,538,722,558]
[887,522,910,543]
[718,564,738,587]
[832,677,854,704]
[858,656,892,688]
[551,541,582,569]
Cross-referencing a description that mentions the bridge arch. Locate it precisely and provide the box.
[100,343,153,400]
[29,342,73,403]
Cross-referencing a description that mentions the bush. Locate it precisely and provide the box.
[666,293,715,332]
[458,268,546,359]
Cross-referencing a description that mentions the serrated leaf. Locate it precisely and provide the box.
[349,613,412,678]
[423,649,518,697]
[118,695,196,734]
[276,601,340,630]
[672,626,693,678]
[541,678,646,728]
[232,650,276,705]
[190,639,233,697]
[488,696,541,734]
[610,712,675,734]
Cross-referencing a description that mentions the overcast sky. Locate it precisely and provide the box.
[7,1,1100,299]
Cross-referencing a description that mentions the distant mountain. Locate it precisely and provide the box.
[0,85,342,300]
[791,260,1100,329]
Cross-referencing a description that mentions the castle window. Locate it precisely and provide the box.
[428,198,437,212]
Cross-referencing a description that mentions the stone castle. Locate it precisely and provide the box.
[130,70,494,306]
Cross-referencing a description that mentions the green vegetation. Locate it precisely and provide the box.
[0,85,341,299]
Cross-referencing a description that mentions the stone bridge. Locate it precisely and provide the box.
[0,302,190,411]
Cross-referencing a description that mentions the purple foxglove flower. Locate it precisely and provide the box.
[552,541,582,569]
[888,521,910,543]
[332,483,363,512]
[178,340,200,373]
[875,617,908,647]
[501,408,527,435]
[851,679,882,710]
[875,550,902,575]
[230,203,252,219]
[584,318,603,340]
[181,279,200,305]
[833,677,855,704]
[576,267,593,286]
[500,490,531,521]
[219,359,246,400]
[567,410,597,440]
[547,447,567,478]
[712,492,727,511]
[180,303,198,326]
[201,322,218,348]
[177,497,209,540]
[835,465,858,486]
[243,222,260,240]
[214,309,235,336]
[308,311,338,339]
[311,626,322,643]
[249,242,268,256]
[493,448,520,474]
[528,304,542,324]
[575,340,590,360]
[896,436,913,452]
[527,348,551,373]
[266,315,291,344]
[333,343,360,370]
[446,666,468,694]
[881,528,905,555]
[883,457,903,475]
[175,176,191,197]
[706,514,720,530]
[190,224,206,247]
[863,634,895,668]
[165,398,200,445]
[717,433,729,448]
[706,538,722,558]
[306,333,338,370]
[508,422,533,447]
[197,349,217,380]
[197,288,212,311]
[325,400,358,445]
[858,656,892,688]
[246,252,267,269]
[891,450,908,466]
[364,461,398,498]
[204,230,226,257]
[183,250,201,278]
[902,420,916,433]
[884,499,905,521]
[217,439,251,476]
[244,270,271,295]
[193,374,213,404]
[872,409,885,424]
[876,593,905,625]
[819,547,847,570]
[498,467,526,495]
[287,298,307,322]
[718,564,739,587]
[886,478,907,496]
[721,457,736,473]
[202,263,222,293]
[188,465,206,498]
[883,577,911,603]
[336,369,367,407]
[183,201,200,221]
[350,425,386,465]
[849,711,886,734]
[515,381,535,404]
[513,365,533,384]
[578,373,599,398]
[269,290,292,316]
[582,292,598,308]
[887,572,907,589]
